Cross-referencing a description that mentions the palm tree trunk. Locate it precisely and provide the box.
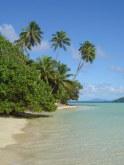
[73,61,84,79]
[55,50,59,61]
[50,85,57,95]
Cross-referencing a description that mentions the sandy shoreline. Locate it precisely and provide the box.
[57,104,78,110]
[0,105,77,149]
[0,117,27,149]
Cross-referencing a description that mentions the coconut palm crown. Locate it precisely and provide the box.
[79,41,96,63]
[51,31,71,51]
[15,21,43,50]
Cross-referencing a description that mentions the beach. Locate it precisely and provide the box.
[0,103,124,165]
[0,105,76,149]
[0,117,27,149]
[57,104,77,110]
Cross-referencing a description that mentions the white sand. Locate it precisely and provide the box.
[57,104,77,110]
[0,118,27,148]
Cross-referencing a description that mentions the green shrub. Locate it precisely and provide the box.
[0,36,56,114]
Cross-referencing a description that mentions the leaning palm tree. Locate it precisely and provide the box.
[51,31,71,59]
[74,41,96,79]
[15,21,43,51]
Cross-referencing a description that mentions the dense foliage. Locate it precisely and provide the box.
[0,36,56,114]
[36,56,82,103]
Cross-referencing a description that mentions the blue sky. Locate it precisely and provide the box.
[0,0,124,100]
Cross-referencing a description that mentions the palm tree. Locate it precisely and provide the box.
[15,21,43,51]
[36,56,73,94]
[51,31,71,59]
[36,56,82,103]
[74,41,96,79]
[55,63,83,103]
[36,56,57,85]
[53,63,73,93]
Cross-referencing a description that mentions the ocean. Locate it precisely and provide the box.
[1,103,124,165]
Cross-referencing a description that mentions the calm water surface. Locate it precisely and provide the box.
[1,103,124,165]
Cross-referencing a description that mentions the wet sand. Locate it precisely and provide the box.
[0,105,76,149]
[0,117,27,148]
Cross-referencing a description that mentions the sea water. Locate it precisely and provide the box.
[1,103,124,165]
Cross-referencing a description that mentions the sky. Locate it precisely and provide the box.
[0,0,124,100]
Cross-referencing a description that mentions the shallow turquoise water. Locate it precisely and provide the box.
[1,103,124,165]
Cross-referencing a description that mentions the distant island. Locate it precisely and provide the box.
[113,97,124,103]
[69,99,111,104]
[69,97,124,104]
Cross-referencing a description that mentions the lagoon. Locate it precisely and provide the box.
[1,103,124,165]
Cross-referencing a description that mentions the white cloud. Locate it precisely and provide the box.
[0,24,18,42]
[32,40,50,52]
[69,46,81,60]
[0,24,50,52]
[111,66,124,73]
[80,83,124,99]
[96,46,108,58]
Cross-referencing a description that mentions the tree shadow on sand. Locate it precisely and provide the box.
[0,112,53,119]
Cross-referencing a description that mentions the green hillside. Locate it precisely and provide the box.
[113,97,124,102]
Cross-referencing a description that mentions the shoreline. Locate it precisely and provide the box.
[57,104,78,110]
[0,104,90,149]
[0,105,76,149]
[0,104,78,149]
[0,117,28,149]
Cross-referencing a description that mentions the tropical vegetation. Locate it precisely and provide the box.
[0,21,96,115]
[15,21,43,51]
[51,31,71,59]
